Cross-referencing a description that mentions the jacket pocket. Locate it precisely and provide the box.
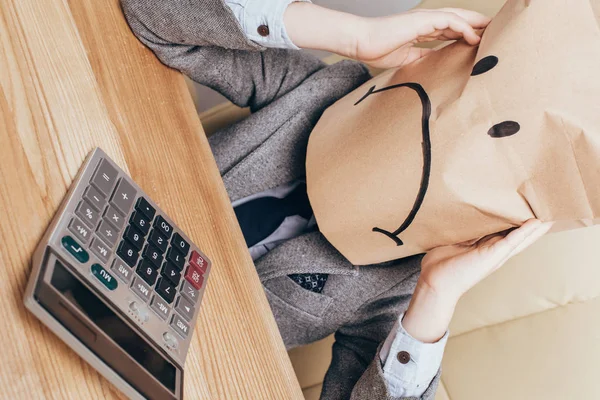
[263,275,334,320]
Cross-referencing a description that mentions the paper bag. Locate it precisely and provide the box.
[306,0,600,265]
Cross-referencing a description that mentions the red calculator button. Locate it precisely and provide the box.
[185,264,204,290]
[189,251,207,273]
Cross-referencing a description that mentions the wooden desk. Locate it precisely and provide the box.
[0,0,303,398]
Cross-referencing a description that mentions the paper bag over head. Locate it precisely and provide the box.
[306,0,600,265]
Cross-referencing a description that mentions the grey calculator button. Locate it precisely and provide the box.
[151,295,171,320]
[170,314,190,338]
[68,217,92,244]
[90,158,118,196]
[83,185,106,212]
[180,280,199,304]
[90,236,111,264]
[112,257,133,283]
[128,300,149,323]
[110,178,137,215]
[131,276,152,303]
[97,219,119,247]
[175,295,195,322]
[162,332,179,350]
[104,205,125,230]
[76,200,101,229]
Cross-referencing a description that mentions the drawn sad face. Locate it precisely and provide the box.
[354,55,521,247]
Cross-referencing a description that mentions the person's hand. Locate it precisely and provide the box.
[402,219,553,343]
[284,4,491,69]
[352,8,491,68]
[419,219,554,301]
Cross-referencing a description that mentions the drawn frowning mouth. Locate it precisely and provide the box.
[353,55,520,247]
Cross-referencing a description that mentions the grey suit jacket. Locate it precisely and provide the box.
[122,1,440,398]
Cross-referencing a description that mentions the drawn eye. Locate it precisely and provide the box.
[471,55,499,76]
[488,121,520,138]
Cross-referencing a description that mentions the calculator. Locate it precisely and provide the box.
[24,148,212,400]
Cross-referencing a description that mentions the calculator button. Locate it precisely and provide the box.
[90,236,111,264]
[155,278,176,304]
[90,158,118,197]
[154,215,173,239]
[175,296,195,322]
[137,259,159,285]
[189,250,208,273]
[117,239,139,267]
[130,211,150,235]
[68,217,92,244]
[110,178,137,215]
[123,225,144,251]
[91,263,118,291]
[166,247,185,270]
[180,280,199,304]
[97,219,118,247]
[112,258,134,284]
[162,262,181,286]
[104,205,125,230]
[162,332,179,350]
[184,264,204,290]
[61,236,89,263]
[75,200,101,229]
[150,295,171,320]
[143,244,163,269]
[148,229,168,253]
[170,314,190,338]
[136,197,156,221]
[171,233,190,256]
[128,300,149,322]
[131,276,152,303]
[83,185,106,212]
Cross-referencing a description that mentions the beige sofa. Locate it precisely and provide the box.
[289,224,600,399]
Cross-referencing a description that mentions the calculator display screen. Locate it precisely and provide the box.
[50,260,177,392]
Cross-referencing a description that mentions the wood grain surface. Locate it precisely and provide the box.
[0,0,303,398]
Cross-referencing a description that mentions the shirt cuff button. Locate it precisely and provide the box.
[257,25,270,37]
[397,351,411,364]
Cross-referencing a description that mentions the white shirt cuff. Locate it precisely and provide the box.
[224,0,311,49]
[379,313,449,397]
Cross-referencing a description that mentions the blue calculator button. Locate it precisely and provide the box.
[91,263,118,291]
[91,264,119,290]
[62,235,89,263]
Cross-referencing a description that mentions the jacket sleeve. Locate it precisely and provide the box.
[120,0,325,112]
[320,274,441,400]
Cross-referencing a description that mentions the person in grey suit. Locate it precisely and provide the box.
[121,1,552,398]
